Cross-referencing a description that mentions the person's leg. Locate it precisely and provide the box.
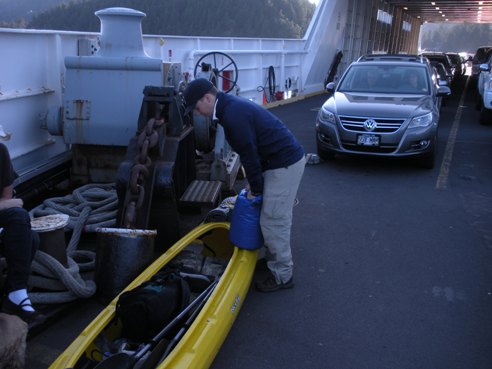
[6,230,38,311]
[257,157,305,289]
[0,208,34,293]
[0,208,44,325]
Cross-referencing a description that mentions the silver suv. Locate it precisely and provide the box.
[315,54,451,168]
[477,51,492,125]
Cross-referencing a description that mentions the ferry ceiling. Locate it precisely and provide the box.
[388,0,492,23]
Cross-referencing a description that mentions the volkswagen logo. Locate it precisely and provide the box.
[364,119,377,131]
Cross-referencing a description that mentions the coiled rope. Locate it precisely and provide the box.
[28,183,119,304]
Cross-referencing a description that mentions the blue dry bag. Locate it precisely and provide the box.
[229,189,264,250]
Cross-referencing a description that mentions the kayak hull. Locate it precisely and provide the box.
[49,222,258,369]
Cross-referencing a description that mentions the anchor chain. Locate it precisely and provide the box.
[122,117,165,228]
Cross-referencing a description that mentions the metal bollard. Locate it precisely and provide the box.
[31,214,70,267]
[95,228,156,302]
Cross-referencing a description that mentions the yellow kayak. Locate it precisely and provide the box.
[49,222,258,369]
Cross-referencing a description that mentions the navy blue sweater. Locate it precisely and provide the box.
[215,92,304,194]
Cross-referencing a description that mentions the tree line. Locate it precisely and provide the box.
[4,0,315,39]
[420,23,492,53]
[5,0,488,49]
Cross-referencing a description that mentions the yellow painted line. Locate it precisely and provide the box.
[435,77,471,190]
[264,90,326,109]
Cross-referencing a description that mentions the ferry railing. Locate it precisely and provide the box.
[0,0,344,179]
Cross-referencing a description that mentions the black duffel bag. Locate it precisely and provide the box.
[115,269,190,342]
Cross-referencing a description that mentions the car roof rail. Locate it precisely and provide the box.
[357,54,425,63]
[420,52,447,57]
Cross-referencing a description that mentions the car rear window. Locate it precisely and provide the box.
[422,54,452,68]
[446,54,461,65]
[473,47,492,63]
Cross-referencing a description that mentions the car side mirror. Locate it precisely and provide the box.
[437,85,451,96]
[325,82,336,91]
[479,63,490,72]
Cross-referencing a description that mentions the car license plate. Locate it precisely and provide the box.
[357,134,380,146]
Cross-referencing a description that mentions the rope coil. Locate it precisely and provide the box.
[28,183,119,304]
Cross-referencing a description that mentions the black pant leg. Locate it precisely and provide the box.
[0,207,37,292]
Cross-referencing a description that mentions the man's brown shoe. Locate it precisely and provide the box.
[255,275,294,293]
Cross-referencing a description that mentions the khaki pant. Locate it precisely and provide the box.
[261,156,305,284]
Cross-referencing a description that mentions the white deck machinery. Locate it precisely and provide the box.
[43,7,241,250]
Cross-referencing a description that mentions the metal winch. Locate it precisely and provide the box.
[42,7,242,252]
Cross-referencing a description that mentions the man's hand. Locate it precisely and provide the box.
[247,190,262,200]
[0,198,23,211]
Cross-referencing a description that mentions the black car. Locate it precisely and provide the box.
[446,52,465,78]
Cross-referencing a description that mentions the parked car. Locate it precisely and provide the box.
[429,60,453,86]
[428,60,452,107]
[420,52,455,84]
[315,54,451,169]
[476,51,492,125]
[471,46,492,78]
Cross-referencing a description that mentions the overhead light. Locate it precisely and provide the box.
[478,1,483,4]
[445,19,449,21]
[431,2,435,5]
[439,11,442,13]
[436,7,439,10]
[442,14,445,17]
[403,6,408,10]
